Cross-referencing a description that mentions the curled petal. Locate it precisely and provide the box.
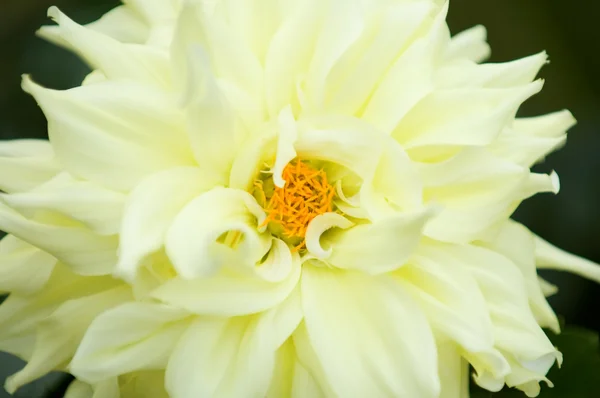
[165,188,269,279]
[304,212,353,259]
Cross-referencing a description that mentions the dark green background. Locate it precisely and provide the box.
[1,0,599,396]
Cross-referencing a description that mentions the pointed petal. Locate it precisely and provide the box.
[535,233,600,284]
[0,202,118,276]
[153,258,300,317]
[22,77,195,191]
[165,187,269,279]
[165,288,302,398]
[0,235,56,295]
[117,167,219,282]
[5,286,132,393]
[2,173,125,236]
[483,221,560,333]
[0,139,59,193]
[42,7,170,87]
[301,266,439,397]
[70,303,189,383]
[446,25,490,63]
[395,81,544,149]
[325,206,437,274]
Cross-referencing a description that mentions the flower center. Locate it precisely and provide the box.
[255,159,336,249]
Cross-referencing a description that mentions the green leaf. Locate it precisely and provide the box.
[470,326,600,398]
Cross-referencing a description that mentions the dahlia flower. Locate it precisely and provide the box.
[1,0,600,397]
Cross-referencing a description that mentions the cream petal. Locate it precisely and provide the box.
[92,378,120,398]
[264,0,321,117]
[325,206,436,274]
[482,221,560,333]
[439,52,547,90]
[171,1,263,102]
[395,81,544,149]
[42,7,171,87]
[0,235,56,295]
[513,109,576,138]
[305,213,354,259]
[70,303,190,383]
[4,286,132,394]
[445,25,490,63]
[165,288,302,398]
[446,244,560,391]
[39,6,149,46]
[303,0,363,111]
[179,46,244,184]
[122,0,177,25]
[0,265,121,360]
[255,238,298,283]
[327,1,435,116]
[301,266,439,397]
[437,343,470,398]
[64,380,94,398]
[397,242,510,379]
[360,139,423,219]
[271,106,298,188]
[362,38,435,135]
[489,127,566,168]
[0,139,59,193]
[152,259,300,317]
[22,77,195,192]
[535,233,600,284]
[117,167,218,282]
[2,173,126,236]
[165,187,269,279]
[0,202,118,276]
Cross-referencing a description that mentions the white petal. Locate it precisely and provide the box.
[362,38,435,135]
[305,212,354,259]
[483,221,560,333]
[255,238,298,282]
[171,1,263,102]
[165,288,302,398]
[70,302,190,383]
[179,46,245,184]
[397,242,510,379]
[0,202,118,276]
[513,109,576,138]
[326,206,437,274]
[535,233,600,284]
[439,52,547,90]
[2,173,126,235]
[395,81,544,149]
[22,77,195,191]
[0,139,59,193]
[304,0,363,111]
[0,235,56,295]
[39,6,149,46]
[437,343,470,398]
[301,266,439,397]
[5,286,132,393]
[42,7,170,87]
[117,167,219,282]
[327,1,435,115]
[272,106,298,188]
[165,188,269,279]
[153,258,300,317]
[64,380,93,398]
[446,25,490,63]
[447,244,560,391]
[264,0,321,116]
[123,0,177,25]
[0,265,121,361]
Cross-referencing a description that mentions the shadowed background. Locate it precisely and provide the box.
[1,0,599,396]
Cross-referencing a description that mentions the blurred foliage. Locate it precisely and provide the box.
[471,326,600,398]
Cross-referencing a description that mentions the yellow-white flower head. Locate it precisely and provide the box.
[1,0,600,397]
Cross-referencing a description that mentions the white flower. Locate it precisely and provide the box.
[1,0,599,397]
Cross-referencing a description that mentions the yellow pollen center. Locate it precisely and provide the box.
[255,160,336,249]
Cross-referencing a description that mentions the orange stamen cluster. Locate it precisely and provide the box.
[255,160,336,249]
